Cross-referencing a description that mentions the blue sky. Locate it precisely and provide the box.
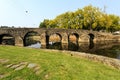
[0,0,120,28]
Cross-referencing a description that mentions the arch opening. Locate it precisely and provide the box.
[23,31,41,48]
[68,33,79,51]
[47,33,62,50]
[0,34,15,45]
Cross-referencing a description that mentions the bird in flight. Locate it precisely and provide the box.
[25,11,28,13]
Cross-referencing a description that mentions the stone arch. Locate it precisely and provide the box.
[49,33,62,42]
[68,33,79,51]
[68,33,79,43]
[23,31,40,46]
[0,33,15,45]
[47,33,62,49]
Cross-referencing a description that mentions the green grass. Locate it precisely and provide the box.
[0,45,120,80]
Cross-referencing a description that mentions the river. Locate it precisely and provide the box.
[27,41,120,60]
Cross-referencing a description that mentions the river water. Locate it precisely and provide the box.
[27,41,120,60]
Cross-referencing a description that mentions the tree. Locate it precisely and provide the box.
[39,5,120,32]
[83,5,103,30]
[39,19,50,28]
[109,15,120,32]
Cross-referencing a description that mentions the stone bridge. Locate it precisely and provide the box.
[0,28,117,48]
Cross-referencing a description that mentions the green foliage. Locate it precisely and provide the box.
[39,19,49,28]
[39,5,120,32]
[108,14,120,32]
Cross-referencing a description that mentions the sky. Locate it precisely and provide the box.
[0,0,120,28]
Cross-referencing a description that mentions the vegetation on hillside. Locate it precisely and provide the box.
[39,5,120,32]
[0,46,120,80]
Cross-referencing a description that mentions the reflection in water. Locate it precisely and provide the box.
[48,42,62,50]
[89,41,94,49]
[27,41,120,60]
[2,38,15,45]
[0,35,15,45]
[98,48,120,59]
[28,42,41,48]
[68,42,79,51]
[80,42,120,60]
[89,33,94,49]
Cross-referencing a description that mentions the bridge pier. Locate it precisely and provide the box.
[15,36,23,47]
[61,34,68,50]
[40,33,48,48]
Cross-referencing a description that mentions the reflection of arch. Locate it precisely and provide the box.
[23,31,40,46]
[0,34,15,45]
[88,33,94,49]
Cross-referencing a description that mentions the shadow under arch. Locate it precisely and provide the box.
[23,31,40,46]
[47,33,62,50]
[88,33,94,49]
[0,34,15,45]
[68,33,79,51]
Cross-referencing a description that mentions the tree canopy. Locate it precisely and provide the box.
[39,5,120,32]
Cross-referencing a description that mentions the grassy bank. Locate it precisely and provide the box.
[0,45,120,80]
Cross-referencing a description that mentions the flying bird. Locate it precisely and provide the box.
[25,11,28,13]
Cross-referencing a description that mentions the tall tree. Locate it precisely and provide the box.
[109,15,120,32]
[83,5,103,30]
[39,5,120,32]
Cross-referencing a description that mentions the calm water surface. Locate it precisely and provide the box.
[27,42,120,60]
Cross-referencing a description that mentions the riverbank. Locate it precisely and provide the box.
[0,45,120,80]
[45,49,120,69]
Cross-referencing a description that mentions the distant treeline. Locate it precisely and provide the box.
[0,26,26,28]
[39,5,120,32]
[0,26,15,28]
